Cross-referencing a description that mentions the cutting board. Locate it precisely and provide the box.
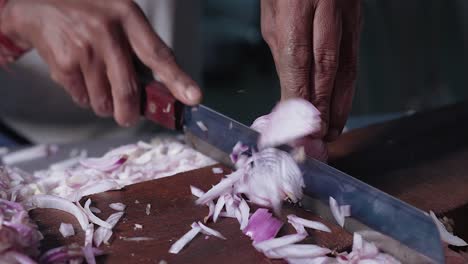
[29,166,351,264]
[23,102,468,262]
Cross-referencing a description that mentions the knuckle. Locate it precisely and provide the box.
[314,48,339,74]
[88,15,115,32]
[281,42,312,69]
[153,46,176,65]
[115,86,138,105]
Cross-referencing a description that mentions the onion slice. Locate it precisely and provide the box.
[80,154,128,172]
[256,99,321,149]
[253,233,307,252]
[81,199,112,229]
[263,244,331,259]
[243,208,283,243]
[429,211,468,247]
[287,215,331,233]
[59,223,75,238]
[109,203,126,211]
[195,222,226,240]
[169,224,202,254]
[29,194,88,231]
[329,197,350,227]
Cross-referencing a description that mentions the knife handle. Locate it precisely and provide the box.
[143,81,184,130]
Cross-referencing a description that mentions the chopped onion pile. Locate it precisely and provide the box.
[0,199,42,263]
[1,137,214,204]
[243,208,283,243]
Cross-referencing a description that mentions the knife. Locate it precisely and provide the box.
[143,81,444,264]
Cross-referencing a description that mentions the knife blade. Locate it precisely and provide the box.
[143,81,444,264]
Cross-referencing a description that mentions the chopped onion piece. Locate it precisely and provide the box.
[256,99,321,149]
[93,212,124,247]
[287,215,331,233]
[169,224,202,254]
[263,244,331,259]
[329,197,350,227]
[146,204,151,216]
[59,223,75,238]
[204,201,215,223]
[212,167,223,174]
[80,154,128,172]
[29,195,88,230]
[238,198,250,230]
[196,121,208,132]
[89,207,101,214]
[213,195,225,223]
[243,208,283,243]
[109,203,126,211]
[190,185,205,198]
[254,233,307,252]
[134,224,143,230]
[195,222,226,240]
[83,199,112,229]
[70,180,120,202]
[2,145,58,165]
[429,211,468,247]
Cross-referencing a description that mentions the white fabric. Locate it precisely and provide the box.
[0,0,201,143]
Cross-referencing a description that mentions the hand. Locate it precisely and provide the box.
[261,0,361,141]
[0,0,202,126]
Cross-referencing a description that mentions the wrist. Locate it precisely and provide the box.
[0,0,30,60]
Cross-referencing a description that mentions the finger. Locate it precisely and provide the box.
[35,42,89,108]
[100,26,140,127]
[117,2,201,105]
[276,0,315,101]
[312,0,342,137]
[326,0,361,141]
[80,47,113,117]
[51,70,89,108]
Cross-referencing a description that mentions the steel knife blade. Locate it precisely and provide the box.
[143,81,444,264]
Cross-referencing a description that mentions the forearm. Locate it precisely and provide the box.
[0,0,28,65]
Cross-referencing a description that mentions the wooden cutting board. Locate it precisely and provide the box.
[30,166,351,264]
[28,102,468,262]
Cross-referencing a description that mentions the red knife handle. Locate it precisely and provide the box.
[143,81,184,130]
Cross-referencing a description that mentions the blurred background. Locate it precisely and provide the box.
[1,0,467,145]
[200,0,468,129]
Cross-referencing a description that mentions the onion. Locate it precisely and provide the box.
[429,211,468,247]
[80,154,128,172]
[255,99,321,149]
[70,180,121,202]
[195,222,226,240]
[145,204,151,216]
[1,144,58,166]
[93,212,124,247]
[83,223,96,264]
[287,215,331,233]
[212,167,223,174]
[213,195,225,223]
[243,208,283,243]
[29,195,88,231]
[59,223,75,238]
[134,224,143,230]
[90,207,101,214]
[82,199,112,229]
[109,203,126,211]
[329,197,350,227]
[253,233,307,252]
[238,199,250,230]
[169,224,202,254]
[263,244,330,259]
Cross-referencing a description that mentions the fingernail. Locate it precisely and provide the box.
[185,85,201,103]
